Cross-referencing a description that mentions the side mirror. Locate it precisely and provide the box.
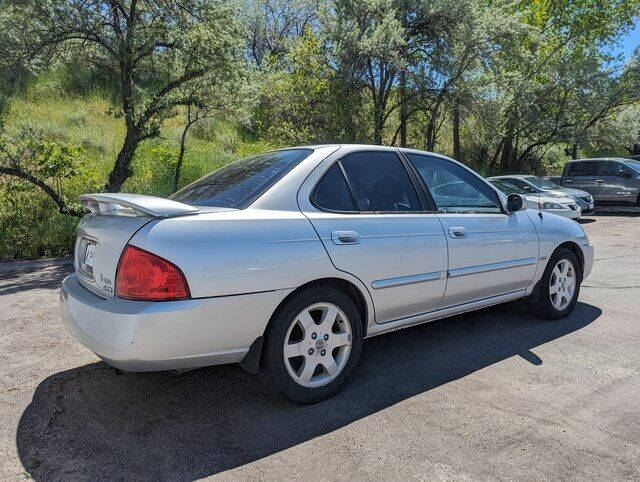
[506,193,527,213]
[620,169,633,178]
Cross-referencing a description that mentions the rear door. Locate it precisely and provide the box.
[299,148,448,324]
[564,161,599,198]
[404,153,539,308]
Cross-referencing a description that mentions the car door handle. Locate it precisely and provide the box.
[595,179,604,183]
[448,227,468,239]
[331,231,360,245]
[564,179,572,183]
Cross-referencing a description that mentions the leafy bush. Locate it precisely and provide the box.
[0,82,247,260]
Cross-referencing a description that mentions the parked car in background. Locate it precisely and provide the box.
[60,145,593,403]
[488,175,594,214]
[559,158,640,205]
[541,175,562,185]
[489,179,581,220]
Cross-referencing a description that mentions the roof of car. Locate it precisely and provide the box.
[487,175,535,180]
[567,157,631,162]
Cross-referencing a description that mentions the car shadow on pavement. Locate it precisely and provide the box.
[593,205,640,217]
[0,265,72,296]
[16,301,601,480]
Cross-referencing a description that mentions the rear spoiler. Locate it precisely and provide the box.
[79,193,199,218]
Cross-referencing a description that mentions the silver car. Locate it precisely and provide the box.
[489,179,581,220]
[489,175,595,214]
[60,145,594,402]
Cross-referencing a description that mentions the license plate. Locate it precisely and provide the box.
[84,243,96,268]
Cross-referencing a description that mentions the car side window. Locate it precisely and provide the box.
[569,161,597,176]
[504,178,536,193]
[339,151,422,212]
[312,163,357,212]
[599,161,618,176]
[406,154,502,214]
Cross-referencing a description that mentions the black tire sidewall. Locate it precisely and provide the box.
[262,285,364,403]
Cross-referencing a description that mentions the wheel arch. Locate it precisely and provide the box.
[525,241,585,305]
[270,277,370,334]
[239,277,372,374]
[556,241,585,279]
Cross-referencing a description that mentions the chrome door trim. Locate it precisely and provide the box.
[371,270,444,290]
[448,257,537,278]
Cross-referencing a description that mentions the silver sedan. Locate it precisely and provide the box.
[60,145,594,402]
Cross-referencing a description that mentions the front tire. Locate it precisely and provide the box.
[262,285,363,403]
[528,248,581,320]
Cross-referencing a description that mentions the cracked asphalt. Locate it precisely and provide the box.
[1,207,639,480]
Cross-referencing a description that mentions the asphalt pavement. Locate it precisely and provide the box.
[1,207,639,480]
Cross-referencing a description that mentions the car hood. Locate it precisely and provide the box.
[524,194,575,205]
[541,187,591,199]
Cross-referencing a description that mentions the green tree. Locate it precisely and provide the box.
[1,0,246,192]
[323,0,407,144]
[0,126,84,216]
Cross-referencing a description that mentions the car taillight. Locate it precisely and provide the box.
[116,245,190,301]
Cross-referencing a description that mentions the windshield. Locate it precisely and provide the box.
[623,160,640,173]
[170,149,312,209]
[490,180,528,195]
[526,176,559,189]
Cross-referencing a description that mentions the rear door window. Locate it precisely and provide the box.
[170,149,312,209]
[339,151,422,212]
[312,163,357,212]
[569,161,597,176]
[599,161,619,176]
[503,178,536,193]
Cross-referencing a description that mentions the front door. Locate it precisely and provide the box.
[403,152,539,308]
[299,149,448,323]
[598,161,636,202]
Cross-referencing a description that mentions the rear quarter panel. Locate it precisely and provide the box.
[128,209,367,300]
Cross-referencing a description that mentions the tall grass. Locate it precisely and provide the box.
[0,73,269,261]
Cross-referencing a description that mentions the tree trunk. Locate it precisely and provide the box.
[570,143,578,159]
[399,70,407,147]
[373,107,384,144]
[452,100,461,161]
[0,166,83,217]
[105,127,138,192]
[174,112,195,192]
[499,120,516,173]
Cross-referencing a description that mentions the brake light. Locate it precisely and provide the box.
[116,245,190,301]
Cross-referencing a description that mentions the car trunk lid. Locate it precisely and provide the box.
[74,193,199,297]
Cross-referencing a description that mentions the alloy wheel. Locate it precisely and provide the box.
[283,302,353,388]
[549,259,576,311]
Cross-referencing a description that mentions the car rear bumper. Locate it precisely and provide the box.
[59,273,291,371]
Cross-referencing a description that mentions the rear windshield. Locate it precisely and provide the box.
[170,149,312,209]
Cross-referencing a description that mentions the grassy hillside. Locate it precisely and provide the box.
[0,77,275,261]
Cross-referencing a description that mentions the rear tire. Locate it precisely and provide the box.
[262,285,363,403]
[528,248,581,320]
